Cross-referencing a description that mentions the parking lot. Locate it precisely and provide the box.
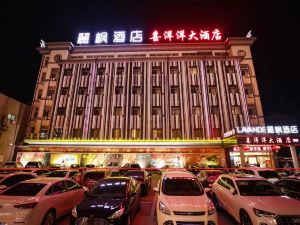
[57,174,234,225]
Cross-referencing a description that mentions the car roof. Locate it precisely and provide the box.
[163,170,195,178]
[220,173,266,180]
[21,177,66,184]
[5,172,37,177]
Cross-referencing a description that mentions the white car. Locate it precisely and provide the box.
[154,170,218,225]
[0,178,85,225]
[236,168,281,183]
[211,174,300,225]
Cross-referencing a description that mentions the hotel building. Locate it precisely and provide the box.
[17,35,269,168]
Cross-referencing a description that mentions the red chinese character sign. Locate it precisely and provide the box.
[149,29,222,43]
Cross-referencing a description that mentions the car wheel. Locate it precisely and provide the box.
[212,193,221,211]
[41,210,55,225]
[240,210,253,225]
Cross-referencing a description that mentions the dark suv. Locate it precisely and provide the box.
[25,161,43,168]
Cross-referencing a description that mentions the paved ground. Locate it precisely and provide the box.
[57,174,235,225]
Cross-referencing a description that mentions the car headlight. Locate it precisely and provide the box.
[107,207,125,220]
[207,199,216,215]
[159,201,171,215]
[253,208,276,218]
[71,206,77,218]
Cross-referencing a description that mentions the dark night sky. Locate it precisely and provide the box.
[1,0,300,124]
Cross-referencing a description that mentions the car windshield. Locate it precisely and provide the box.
[47,171,68,177]
[162,178,204,196]
[84,172,106,180]
[125,171,144,180]
[2,183,46,196]
[236,180,282,196]
[88,180,127,198]
[258,170,280,179]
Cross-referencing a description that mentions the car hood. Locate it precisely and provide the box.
[161,195,208,212]
[76,196,126,218]
[242,195,300,215]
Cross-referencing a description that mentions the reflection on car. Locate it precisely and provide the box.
[71,177,141,225]
[274,178,300,200]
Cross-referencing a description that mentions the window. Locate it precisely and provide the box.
[43,57,49,67]
[64,69,72,76]
[248,105,257,115]
[76,107,85,116]
[194,129,203,138]
[152,66,161,75]
[78,87,88,95]
[47,88,55,98]
[209,86,217,95]
[171,107,181,115]
[60,87,69,95]
[95,87,104,95]
[33,108,38,118]
[0,174,35,188]
[132,86,141,95]
[244,85,253,95]
[153,129,163,139]
[54,128,63,138]
[40,128,48,139]
[232,106,241,115]
[170,66,178,74]
[162,178,204,196]
[90,129,100,139]
[57,107,66,116]
[211,106,219,115]
[190,66,198,75]
[47,181,67,195]
[40,73,46,83]
[133,67,141,74]
[112,128,121,139]
[114,107,122,116]
[192,106,202,116]
[131,107,140,115]
[152,107,162,116]
[226,66,235,74]
[191,85,200,94]
[206,66,215,73]
[2,183,46,196]
[43,107,51,118]
[240,64,250,77]
[115,86,123,95]
[50,68,59,79]
[131,129,140,139]
[97,68,105,76]
[73,129,82,138]
[229,85,238,94]
[172,129,182,139]
[81,68,90,76]
[37,89,43,99]
[170,86,179,94]
[153,87,162,95]
[116,67,124,75]
[93,107,101,115]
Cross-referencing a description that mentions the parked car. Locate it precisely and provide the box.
[0,172,37,193]
[154,170,217,225]
[48,164,61,170]
[121,163,141,175]
[211,174,300,225]
[85,164,95,168]
[46,170,78,180]
[197,169,225,188]
[25,161,43,168]
[21,169,50,177]
[274,177,300,200]
[236,168,281,183]
[70,164,80,169]
[185,165,200,175]
[125,170,151,194]
[3,161,23,168]
[0,178,85,225]
[80,170,111,190]
[71,177,141,225]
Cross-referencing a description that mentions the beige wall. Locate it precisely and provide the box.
[0,93,30,164]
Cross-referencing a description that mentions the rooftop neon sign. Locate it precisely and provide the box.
[77,28,223,45]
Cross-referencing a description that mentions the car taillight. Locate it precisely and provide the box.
[14,202,38,209]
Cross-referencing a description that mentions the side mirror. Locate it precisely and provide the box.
[230,187,237,195]
[0,185,8,190]
[153,187,159,193]
[204,187,211,193]
[82,186,89,193]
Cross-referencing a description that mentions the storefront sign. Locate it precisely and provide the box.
[237,136,300,145]
[77,28,223,45]
[236,126,299,135]
[233,146,277,152]
[223,129,235,138]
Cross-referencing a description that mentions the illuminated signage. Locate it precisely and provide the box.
[77,28,223,45]
[237,136,300,145]
[77,30,143,45]
[223,129,235,138]
[150,29,222,43]
[233,146,278,152]
[236,126,299,135]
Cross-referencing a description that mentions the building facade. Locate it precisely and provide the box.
[0,93,30,165]
[17,37,267,168]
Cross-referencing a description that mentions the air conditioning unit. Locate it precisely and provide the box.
[248,94,254,98]
[251,115,257,119]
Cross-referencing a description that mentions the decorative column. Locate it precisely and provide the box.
[290,145,299,169]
